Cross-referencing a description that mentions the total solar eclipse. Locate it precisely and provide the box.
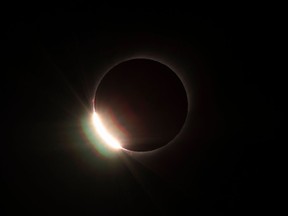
[93,58,188,152]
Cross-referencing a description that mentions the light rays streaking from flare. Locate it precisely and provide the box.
[92,112,123,150]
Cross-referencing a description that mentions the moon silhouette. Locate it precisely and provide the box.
[94,59,188,152]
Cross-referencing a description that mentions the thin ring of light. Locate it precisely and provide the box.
[92,56,191,153]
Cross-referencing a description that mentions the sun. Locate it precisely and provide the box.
[91,111,122,150]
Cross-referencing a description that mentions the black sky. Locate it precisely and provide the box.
[2,7,274,215]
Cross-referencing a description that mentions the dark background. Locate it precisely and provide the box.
[2,7,274,215]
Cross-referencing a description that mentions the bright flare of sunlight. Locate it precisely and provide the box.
[92,112,122,150]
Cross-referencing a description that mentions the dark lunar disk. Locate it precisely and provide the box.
[94,59,188,152]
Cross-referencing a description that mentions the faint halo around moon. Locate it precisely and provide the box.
[94,58,188,152]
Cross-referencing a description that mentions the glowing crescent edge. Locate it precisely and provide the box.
[92,112,122,149]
